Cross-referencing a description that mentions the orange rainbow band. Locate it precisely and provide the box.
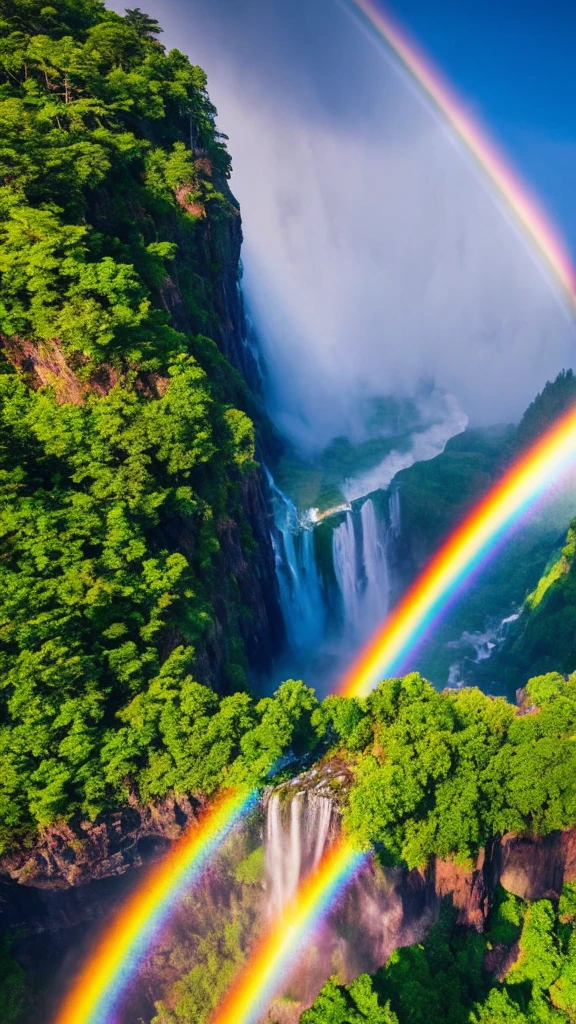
[340,403,576,697]
[54,789,257,1024]
[210,838,366,1024]
[343,0,576,307]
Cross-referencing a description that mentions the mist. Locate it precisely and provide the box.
[109,0,576,450]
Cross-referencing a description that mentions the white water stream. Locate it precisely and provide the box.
[266,789,333,913]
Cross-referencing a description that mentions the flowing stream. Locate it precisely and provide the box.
[446,611,521,687]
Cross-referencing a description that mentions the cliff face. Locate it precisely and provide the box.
[0,793,201,891]
[164,161,285,682]
[1,161,283,692]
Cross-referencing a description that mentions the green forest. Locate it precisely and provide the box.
[0,0,269,851]
[303,887,576,1024]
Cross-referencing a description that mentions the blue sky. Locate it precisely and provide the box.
[384,0,576,255]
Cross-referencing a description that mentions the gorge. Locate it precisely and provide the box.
[2,2,576,1024]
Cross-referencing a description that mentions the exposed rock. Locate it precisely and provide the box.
[484,940,520,981]
[496,829,568,901]
[0,793,200,890]
[268,755,355,809]
[175,182,205,219]
[434,847,490,930]
[0,334,120,404]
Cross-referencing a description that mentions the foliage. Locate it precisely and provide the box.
[343,672,576,867]
[301,974,399,1024]
[233,844,265,886]
[152,919,246,1024]
[515,369,576,449]
[0,935,27,1024]
[495,518,576,684]
[0,0,264,850]
[303,889,576,1024]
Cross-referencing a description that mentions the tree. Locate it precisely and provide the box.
[124,7,163,39]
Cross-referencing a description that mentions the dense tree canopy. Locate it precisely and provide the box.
[0,0,263,850]
[343,672,576,866]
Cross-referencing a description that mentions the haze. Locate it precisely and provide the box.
[108,0,576,450]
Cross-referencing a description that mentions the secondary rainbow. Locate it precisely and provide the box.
[339,403,576,697]
[55,788,256,1024]
[342,0,576,307]
[211,838,367,1024]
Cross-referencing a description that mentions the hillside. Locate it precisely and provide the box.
[0,0,282,854]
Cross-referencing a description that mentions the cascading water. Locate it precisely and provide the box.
[332,497,390,649]
[360,497,390,628]
[332,512,361,641]
[267,479,394,677]
[265,788,334,914]
[266,472,326,654]
[263,768,437,1006]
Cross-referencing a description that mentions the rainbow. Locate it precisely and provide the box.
[54,789,256,1024]
[342,0,576,307]
[54,418,576,1024]
[340,402,576,697]
[210,839,367,1024]
[210,402,576,1024]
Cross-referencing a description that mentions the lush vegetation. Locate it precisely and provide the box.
[491,516,576,686]
[0,0,274,851]
[2,2,576,1020]
[302,884,576,1024]
[0,936,27,1024]
[393,371,576,688]
[340,671,576,867]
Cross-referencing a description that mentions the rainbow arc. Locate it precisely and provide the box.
[54,790,256,1024]
[343,0,576,309]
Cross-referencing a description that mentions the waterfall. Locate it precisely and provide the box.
[332,498,390,647]
[266,472,325,653]
[265,465,393,668]
[361,497,389,627]
[333,512,361,640]
[266,789,333,914]
[264,771,436,1004]
[389,486,401,538]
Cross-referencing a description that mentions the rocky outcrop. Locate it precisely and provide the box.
[495,826,576,901]
[484,940,521,981]
[0,793,200,890]
[433,847,490,930]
